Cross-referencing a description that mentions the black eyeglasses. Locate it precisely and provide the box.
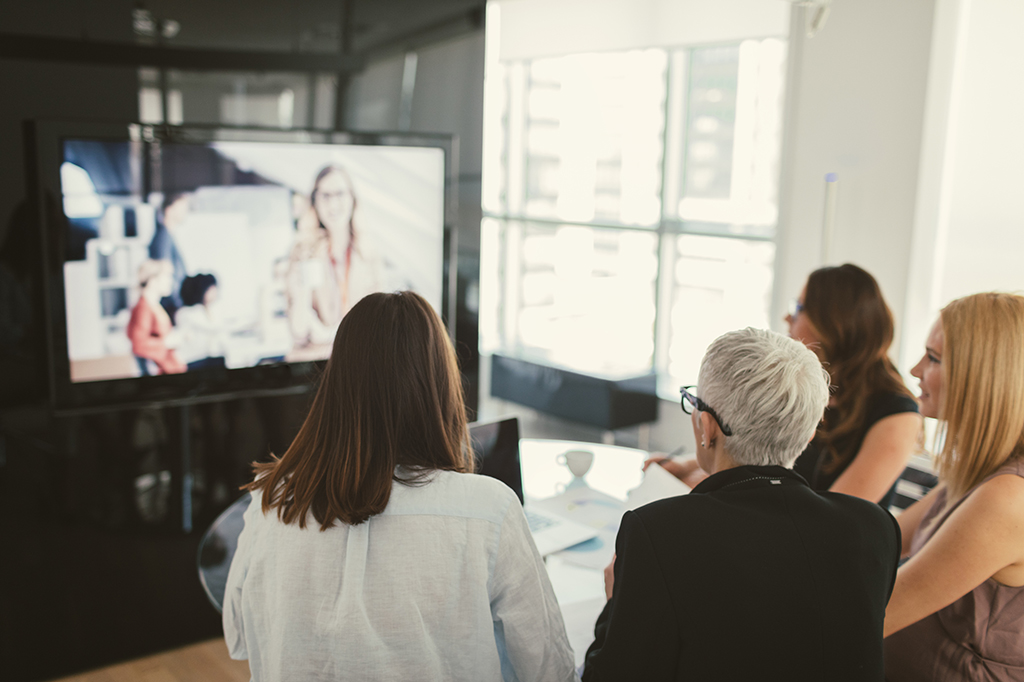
[679,385,733,437]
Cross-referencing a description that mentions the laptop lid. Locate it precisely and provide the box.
[469,417,524,504]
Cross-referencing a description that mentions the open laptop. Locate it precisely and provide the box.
[469,417,598,556]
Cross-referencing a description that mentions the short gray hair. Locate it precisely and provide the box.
[697,328,830,467]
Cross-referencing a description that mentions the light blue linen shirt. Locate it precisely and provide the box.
[223,469,579,682]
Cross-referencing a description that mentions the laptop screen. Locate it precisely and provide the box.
[469,417,524,504]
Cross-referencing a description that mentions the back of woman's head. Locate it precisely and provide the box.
[803,264,912,469]
[938,293,1024,498]
[698,328,830,468]
[250,291,471,529]
[180,273,217,306]
[804,263,894,367]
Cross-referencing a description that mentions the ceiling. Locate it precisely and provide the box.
[0,0,485,60]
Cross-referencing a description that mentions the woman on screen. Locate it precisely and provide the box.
[286,165,380,347]
[127,259,185,375]
[148,192,191,318]
[223,292,575,681]
[174,273,227,371]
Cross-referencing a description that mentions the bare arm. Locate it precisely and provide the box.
[829,412,922,503]
[884,474,1024,637]
[893,485,943,556]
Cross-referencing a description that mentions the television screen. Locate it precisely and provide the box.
[34,123,455,410]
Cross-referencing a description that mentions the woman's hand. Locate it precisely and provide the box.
[644,455,709,489]
[604,553,616,600]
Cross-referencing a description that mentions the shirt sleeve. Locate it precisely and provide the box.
[582,510,679,681]
[222,493,261,661]
[128,304,165,359]
[884,506,902,599]
[490,500,579,682]
[866,392,920,425]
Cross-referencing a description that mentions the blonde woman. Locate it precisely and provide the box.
[885,293,1024,681]
[127,259,185,375]
[286,166,380,347]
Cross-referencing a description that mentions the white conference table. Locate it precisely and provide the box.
[518,438,650,666]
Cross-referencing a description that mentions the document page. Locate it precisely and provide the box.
[531,485,625,570]
[625,462,691,511]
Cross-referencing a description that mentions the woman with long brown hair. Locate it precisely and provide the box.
[652,264,920,507]
[223,291,575,682]
[885,293,1024,680]
[785,263,921,505]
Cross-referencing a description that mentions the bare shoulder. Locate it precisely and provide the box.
[944,471,1024,547]
[969,471,1024,515]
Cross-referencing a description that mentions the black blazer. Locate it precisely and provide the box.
[583,465,901,682]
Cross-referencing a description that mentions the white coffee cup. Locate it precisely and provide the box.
[557,449,595,478]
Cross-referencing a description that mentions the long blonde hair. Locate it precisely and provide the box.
[936,293,1024,500]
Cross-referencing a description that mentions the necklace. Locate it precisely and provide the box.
[719,476,785,490]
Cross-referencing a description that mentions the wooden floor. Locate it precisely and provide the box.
[48,639,250,682]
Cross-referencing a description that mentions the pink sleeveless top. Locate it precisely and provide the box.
[885,459,1024,681]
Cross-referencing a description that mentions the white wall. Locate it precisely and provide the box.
[937,0,1024,305]
[778,0,1024,379]
[888,0,1024,370]
[900,0,971,370]
[773,0,937,360]
[497,0,788,60]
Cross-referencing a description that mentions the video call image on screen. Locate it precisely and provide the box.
[59,138,445,383]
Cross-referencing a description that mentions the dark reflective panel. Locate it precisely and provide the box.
[198,492,251,612]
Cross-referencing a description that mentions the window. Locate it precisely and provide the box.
[481,38,786,392]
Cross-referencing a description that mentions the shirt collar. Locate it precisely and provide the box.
[690,464,809,495]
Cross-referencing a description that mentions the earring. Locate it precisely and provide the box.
[701,441,706,448]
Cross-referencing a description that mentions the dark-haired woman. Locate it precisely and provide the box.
[653,264,920,507]
[223,291,576,682]
[785,264,921,507]
[175,273,227,371]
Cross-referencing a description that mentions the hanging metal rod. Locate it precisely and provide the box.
[0,32,366,72]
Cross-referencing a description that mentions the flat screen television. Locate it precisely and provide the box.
[32,121,457,412]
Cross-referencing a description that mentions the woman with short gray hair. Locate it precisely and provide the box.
[583,328,902,682]
[695,326,829,468]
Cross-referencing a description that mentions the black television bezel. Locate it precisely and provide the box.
[33,120,459,414]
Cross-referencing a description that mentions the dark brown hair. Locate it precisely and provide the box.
[803,264,915,472]
[247,291,471,529]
